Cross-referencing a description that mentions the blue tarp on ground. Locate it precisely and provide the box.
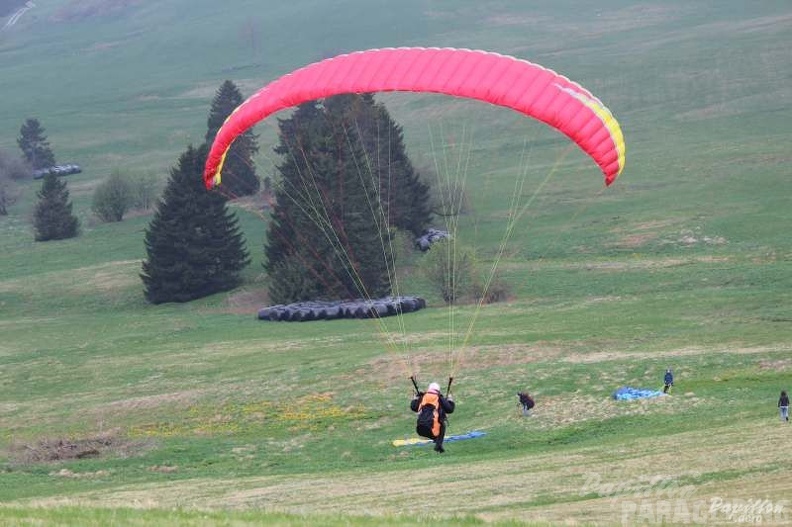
[612,386,666,401]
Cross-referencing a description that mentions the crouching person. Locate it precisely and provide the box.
[411,382,455,453]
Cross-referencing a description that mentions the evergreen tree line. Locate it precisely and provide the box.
[12,85,252,305]
[143,86,432,305]
[14,118,82,238]
[16,80,432,306]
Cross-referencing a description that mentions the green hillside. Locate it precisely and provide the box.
[1,1,790,525]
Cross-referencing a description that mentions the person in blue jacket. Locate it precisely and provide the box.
[663,368,674,394]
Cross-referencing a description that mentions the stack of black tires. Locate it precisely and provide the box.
[258,296,426,322]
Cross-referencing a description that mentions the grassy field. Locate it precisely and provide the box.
[1,1,791,525]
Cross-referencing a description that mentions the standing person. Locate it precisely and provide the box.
[517,391,535,416]
[411,382,455,453]
[663,368,674,394]
[779,390,789,422]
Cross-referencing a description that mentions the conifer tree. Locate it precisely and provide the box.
[265,97,391,304]
[344,94,432,236]
[18,118,56,170]
[33,172,79,241]
[205,80,260,197]
[141,145,250,304]
[265,94,433,304]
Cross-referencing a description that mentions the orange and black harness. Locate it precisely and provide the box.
[417,391,442,437]
[411,376,454,439]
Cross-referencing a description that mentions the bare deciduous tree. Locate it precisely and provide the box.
[0,148,29,215]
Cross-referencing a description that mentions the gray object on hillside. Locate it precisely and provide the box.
[257,296,426,322]
[33,164,82,179]
[415,228,450,251]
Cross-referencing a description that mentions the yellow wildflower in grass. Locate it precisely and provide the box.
[128,394,366,438]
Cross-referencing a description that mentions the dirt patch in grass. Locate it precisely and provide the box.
[606,219,677,248]
[757,358,791,371]
[147,464,178,473]
[49,468,112,479]
[615,231,660,248]
[7,430,152,466]
[218,288,271,316]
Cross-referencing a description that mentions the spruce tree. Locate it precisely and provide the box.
[265,98,391,304]
[324,95,393,297]
[18,118,56,170]
[205,80,260,197]
[141,145,250,304]
[33,172,79,241]
[343,94,432,236]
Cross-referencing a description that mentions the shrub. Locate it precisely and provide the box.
[91,169,134,222]
[419,238,479,304]
[0,148,32,181]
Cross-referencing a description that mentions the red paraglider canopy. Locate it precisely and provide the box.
[205,47,625,189]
